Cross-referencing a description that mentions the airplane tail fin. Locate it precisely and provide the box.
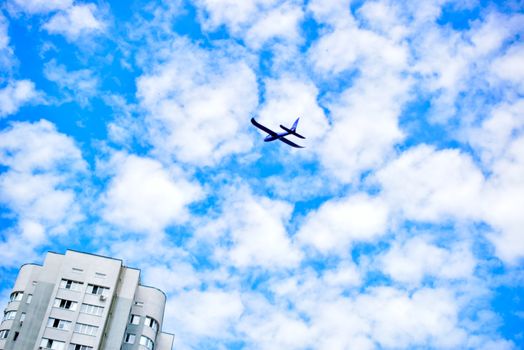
[280,117,305,139]
[291,117,300,131]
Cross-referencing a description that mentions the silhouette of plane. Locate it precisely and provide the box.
[251,117,305,148]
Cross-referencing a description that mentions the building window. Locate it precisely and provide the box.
[59,279,83,292]
[86,284,109,296]
[134,301,144,306]
[26,294,33,304]
[47,317,72,331]
[10,291,23,302]
[40,338,65,350]
[124,333,136,344]
[13,331,19,341]
[53,298,78,311]
[80,303,104,316]
[145,316,159,333]
[68,344,93,350]
[74,323,98,336]
[20,312,26,323]
[139,335,154,350]
[130,314,140,325]
[2,310,16,321]
[0,330,9,339]
[95,272,106,278]
[72,268,84,273]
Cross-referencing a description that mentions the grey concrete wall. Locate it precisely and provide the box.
[5,282,54,350]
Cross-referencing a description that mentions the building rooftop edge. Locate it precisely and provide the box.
[137,283,169,300]
[17,250,170,299]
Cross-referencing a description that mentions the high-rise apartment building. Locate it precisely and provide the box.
[0,250,174,350]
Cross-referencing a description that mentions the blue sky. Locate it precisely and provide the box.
[1,0,524,349]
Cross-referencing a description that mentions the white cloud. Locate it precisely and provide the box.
[374,145,484,222]
[357,1,408,41]
[490,44,524,93]
[43,59,99,106]
[0,119,85,173]
[410,11,523,122]
[0,221,48,268]
[308,20,408,75]
[9,0,72,14]
[379,236,476,285]
[355,287,466,348]
[143,262,200,294]
[42,3,105,41]
[297,193,389,254]
[306,6,412,182]
[483,135,524,264]
[196,185,302,269]
[136,39,258,165]
[100,153,203,234]
[166,289,243,343]
[244,3,304,49]
[195,0,303,48]
[0,14,15,72]
[257,76,330,147]
[264,270,469,349]
[238,293,312,350]
[0,120,85,265]
[307,0,352,28]
[0,15,10,51]
[317,72,410,182]
[264,173,336,201]
[466,99,524,165]
[0,80,40,117]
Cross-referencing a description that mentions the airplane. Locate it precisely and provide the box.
[251,117,305,148]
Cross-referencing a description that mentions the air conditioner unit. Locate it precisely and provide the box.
[99,295,106,301]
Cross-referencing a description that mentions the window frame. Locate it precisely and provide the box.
[139,335,154,350]
[3,310,16,321]
[10,291,23,302]
[59,279,83,292]
[130,314,141,325]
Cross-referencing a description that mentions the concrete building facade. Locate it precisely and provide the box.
[0,250,174,350]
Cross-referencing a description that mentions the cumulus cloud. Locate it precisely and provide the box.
[297,193,389,254]
[0,120,86,266]
[355,287,466,348]
[0,14,15,71]
[136,39,258,165]
[8,0,72,14]
[42,3,105,40]
[195,0,304,49]
[196,185,302,269]
[308,11,407,75]
[0,80,40,117]
[374,145,484,222]
[317,72,410,181]
[165,289,243,347]
[410,11,524,122]
[490,44,524,93]
[100,153,203,234]
[379,236,476,285]
[257,76,330,146]
[44,59,99,106]
[9,0,106,41]
[483,135,524,264]
[256,272,470,349]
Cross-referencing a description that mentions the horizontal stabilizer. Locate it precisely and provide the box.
[280,125,306,139]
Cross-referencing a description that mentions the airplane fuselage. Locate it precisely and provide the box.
[251,117,305,148]
[264,132,290,142]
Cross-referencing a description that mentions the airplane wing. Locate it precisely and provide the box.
[251,118,278,136]
[278,136,304,148]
